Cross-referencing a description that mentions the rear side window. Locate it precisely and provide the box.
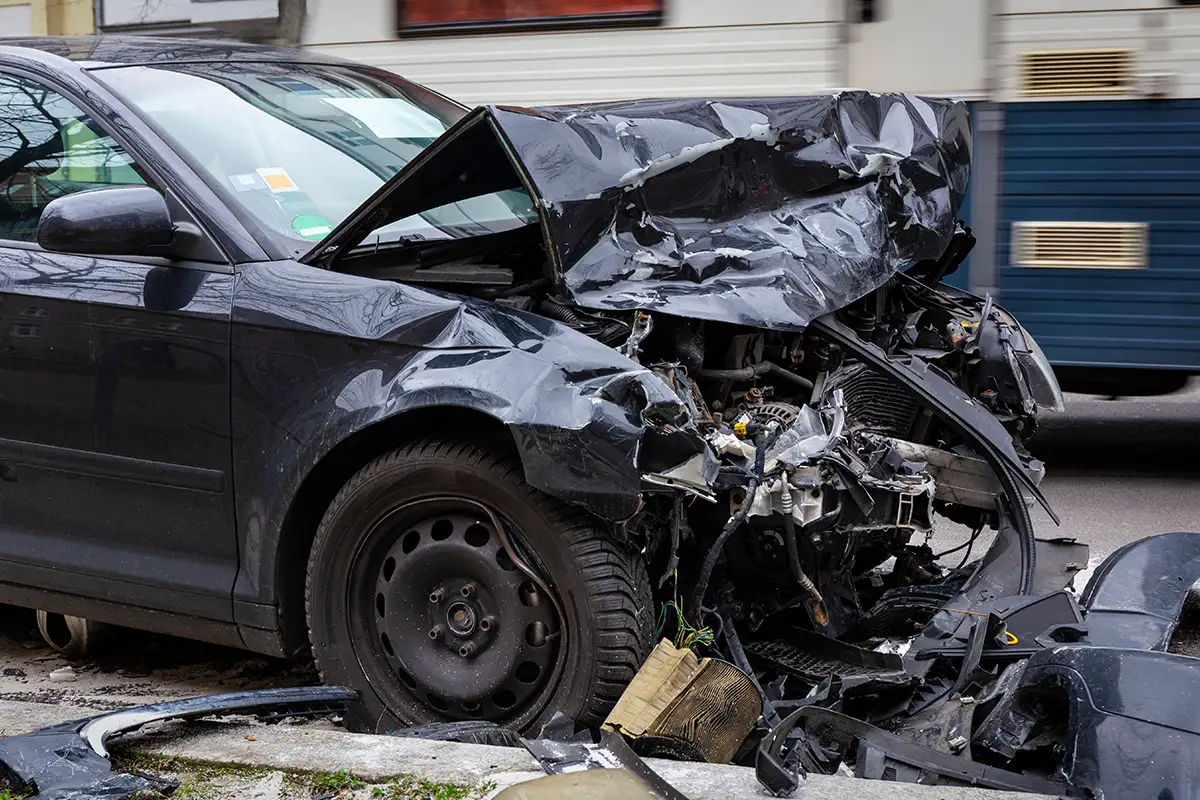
[0,73,150,243]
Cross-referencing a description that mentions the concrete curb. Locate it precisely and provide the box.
[0,700,1052,800]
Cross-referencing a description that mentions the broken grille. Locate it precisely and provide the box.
[1020,48,1134,97]
[1012,221,1148,270]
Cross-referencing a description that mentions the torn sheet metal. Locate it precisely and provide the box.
[0,687,356,799]
[1080,530,1200,651]
[235,263,708,522]
[310,93,971,331]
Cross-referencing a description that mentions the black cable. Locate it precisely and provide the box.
[932,523,984,561]
[688,426,781,618]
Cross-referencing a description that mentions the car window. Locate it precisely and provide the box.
[96,63,536,257]
[0,73,151,243]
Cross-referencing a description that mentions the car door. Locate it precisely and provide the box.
[0,69,239,624]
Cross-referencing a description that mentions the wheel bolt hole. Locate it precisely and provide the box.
[428,625,442,640]
[429,589,443,604]
[525,621,547,647]
[518,581,541,608]
[375,593,385,618]
[401,531,420,555]
[431,519,453,541]
[458,643,475,657]
[496,549,516,572]
[465,524,490,548]
[479,617,493,632]
[516,661,541,684]
[493,690,516,709]
[461,582,475,598]
[382,556,396,581]
[427,694,448,712]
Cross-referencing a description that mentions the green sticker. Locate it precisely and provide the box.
[292,214,333,241]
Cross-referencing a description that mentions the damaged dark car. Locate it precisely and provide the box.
[3,36,1199,800]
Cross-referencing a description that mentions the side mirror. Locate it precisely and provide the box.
[37,186,174,257]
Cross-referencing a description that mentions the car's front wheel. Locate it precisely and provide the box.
[305,439,653,733]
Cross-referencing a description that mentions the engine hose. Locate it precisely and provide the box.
[689,476,758,622]
[688,427,780,619]
[765,362,814,393]
[539,299,591,327]
[696,362,772,382]
[781,473,829,627]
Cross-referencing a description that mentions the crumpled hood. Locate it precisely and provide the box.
[311,92,971,331]
[499,93,971,330]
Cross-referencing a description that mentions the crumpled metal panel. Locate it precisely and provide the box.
[489,93,971,329]
[232,263,702,529]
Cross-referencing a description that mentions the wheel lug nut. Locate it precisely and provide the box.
[429,589,443,604]
[479,616,494,632]
[461,583,475,598]
[458,642,475,658]
[428,625,443,640]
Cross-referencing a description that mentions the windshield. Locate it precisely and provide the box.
[95,62,536,257]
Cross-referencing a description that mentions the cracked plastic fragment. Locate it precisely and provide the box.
[0,687,356,799]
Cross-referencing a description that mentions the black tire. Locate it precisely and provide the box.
[305,439,653,733]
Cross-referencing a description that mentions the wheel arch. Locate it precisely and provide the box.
[271,405,517,655]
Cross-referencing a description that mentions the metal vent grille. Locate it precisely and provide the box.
[1020,48,1134,97]
[1012,221,1148,270]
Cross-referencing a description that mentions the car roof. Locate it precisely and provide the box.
[0,35,354,70]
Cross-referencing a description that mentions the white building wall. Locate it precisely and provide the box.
[847,0,988,99]
[0,2,33,35]
[997,0,1200,101]
[303,0,843,106]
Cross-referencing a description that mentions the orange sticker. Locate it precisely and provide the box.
[256,167,299,193]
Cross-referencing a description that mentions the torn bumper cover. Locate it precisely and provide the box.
[755,531,1200,799]
[0,687,356,799]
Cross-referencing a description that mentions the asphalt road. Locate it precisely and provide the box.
[2,382,1198,706]
[926,381,1200,569]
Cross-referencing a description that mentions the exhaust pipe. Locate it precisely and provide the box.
[36,611,109,658]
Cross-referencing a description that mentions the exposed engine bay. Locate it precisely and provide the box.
[484,221,1066,677]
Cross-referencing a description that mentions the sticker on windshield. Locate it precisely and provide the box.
[292,214,333,241]
[257,167,300,193]
[322,97,447,139]
[228,173,266,192]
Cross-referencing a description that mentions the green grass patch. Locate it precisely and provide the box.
[372,776,495,800]
[109,748,493,799]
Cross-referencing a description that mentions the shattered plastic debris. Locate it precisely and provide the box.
[0,687,356,799]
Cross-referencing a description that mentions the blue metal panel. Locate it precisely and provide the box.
[997,100,1200,370]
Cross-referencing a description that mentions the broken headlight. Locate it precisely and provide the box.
[1014,325,1065,412]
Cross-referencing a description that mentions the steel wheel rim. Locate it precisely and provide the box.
[347,497,564,724]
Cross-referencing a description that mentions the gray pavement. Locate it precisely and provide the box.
[0,698,1053,800]
[927,382,1200,572]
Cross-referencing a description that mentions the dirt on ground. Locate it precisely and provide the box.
[0,607,317,714]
